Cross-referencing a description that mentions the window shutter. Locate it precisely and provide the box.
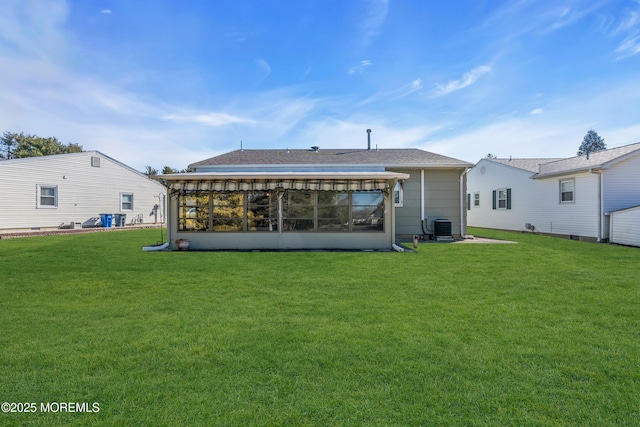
[506,188,512,210]
[467,193,471,211]
[492,190,496,210]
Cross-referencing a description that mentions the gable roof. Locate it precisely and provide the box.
[190,148,473,169]
[0,150,157,181]
[485,158,562,173]
[533,142,640,178]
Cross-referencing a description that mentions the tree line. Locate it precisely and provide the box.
[0,131,82,160]
[0,131,188,175]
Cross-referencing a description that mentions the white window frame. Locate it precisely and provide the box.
[559,179,575,204]
[394,181,404,207]
[497,188,508,209]
[120,193,134,211]
[473,192,480,208]
[37,185,58,208]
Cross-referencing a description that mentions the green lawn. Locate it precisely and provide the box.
[0,228,638,426]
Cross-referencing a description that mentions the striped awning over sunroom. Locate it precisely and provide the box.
[157,171,410,192]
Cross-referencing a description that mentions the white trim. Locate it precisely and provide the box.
[120,193,134,211]
[36,184,58,209]
[559,178,575,204]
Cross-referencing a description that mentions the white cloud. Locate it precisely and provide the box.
[348,60,373,75]
[162,112,255,126]
[530,108,544,115]
[392,79,423,99]
[256,58,272,82]
[101,9,112,15]
[360,0,389,46]
[431,65,493,97]
[612,3,640,59]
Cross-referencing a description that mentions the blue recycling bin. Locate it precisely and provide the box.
[100,213,114,228]
[114,214,127,227]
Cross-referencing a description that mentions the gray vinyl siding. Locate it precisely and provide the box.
[394,169,421,237]
[0,152,166,230]
[393,168,464,238]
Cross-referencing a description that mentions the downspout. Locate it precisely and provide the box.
[589,168,603,242]
[391,179,397,246]
[420,169,425,222]
[459,168,469,238]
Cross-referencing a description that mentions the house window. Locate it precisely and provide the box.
[37,185,58,208]
[120,193,134,211]
[492,188,511,210]
[393,181,404,207]
[560,179,574,203]
[474,192,480,207]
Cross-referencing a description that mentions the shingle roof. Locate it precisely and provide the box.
[487,158,562,173]
[190,148,472,169]
[534,142,640,178]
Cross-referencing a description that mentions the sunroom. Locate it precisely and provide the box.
[158,171,409,250]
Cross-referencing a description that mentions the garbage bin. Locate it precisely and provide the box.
[99,213,114,228]
[114,214,127,227]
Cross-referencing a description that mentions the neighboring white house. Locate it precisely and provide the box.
[156,147,473,250]
[467,142,640,242]
[0,151,167,230]
[610,205,640,247]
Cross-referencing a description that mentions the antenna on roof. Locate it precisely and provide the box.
[366,129,372,151]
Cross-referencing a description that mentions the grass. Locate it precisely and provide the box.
[0,227,639,426]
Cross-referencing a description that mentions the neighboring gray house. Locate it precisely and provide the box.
[157,147,473,250]
[467,142,640,242]
[0,151,167,230]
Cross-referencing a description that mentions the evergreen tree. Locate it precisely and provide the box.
[577,130,606,156]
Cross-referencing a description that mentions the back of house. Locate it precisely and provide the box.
[156,147,473,250]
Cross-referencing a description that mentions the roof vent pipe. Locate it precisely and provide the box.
[366,129,372,151]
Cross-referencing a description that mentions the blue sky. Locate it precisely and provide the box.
[1,0,639,171]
